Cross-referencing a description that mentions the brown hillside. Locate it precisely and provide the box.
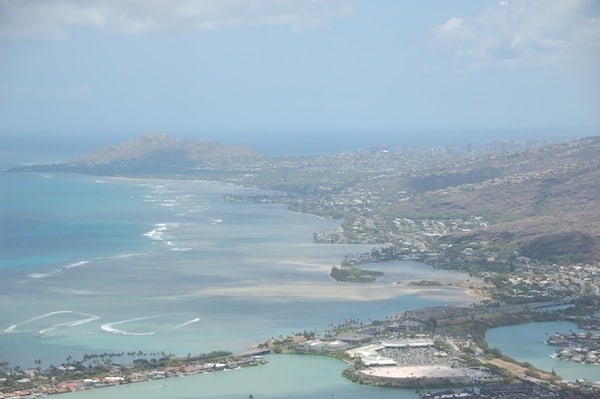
[75,133,258,165]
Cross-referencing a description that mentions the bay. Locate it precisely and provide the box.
[0,172,476,371]
[3,172,596,397]
[486,321,600,382]
[51,355,422,399]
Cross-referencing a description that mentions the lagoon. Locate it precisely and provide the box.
[52,355,421,399]
[486,321,600,382]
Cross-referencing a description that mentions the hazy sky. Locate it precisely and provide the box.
[1,0,599,150]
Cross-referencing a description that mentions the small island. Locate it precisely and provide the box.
[4,135,600,398]
[407,280,444,287]
[330,266,384,283]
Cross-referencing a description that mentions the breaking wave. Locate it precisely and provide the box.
[143,223,167,241]
[64,260,89,269]
[100,316,159,336]
[174,317,200,328]
[3,310,100,334]
[27,254,148,280]
[28,273,53,279]
[170,247,192,252]
[27,260,89,279]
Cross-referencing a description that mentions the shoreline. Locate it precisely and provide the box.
[2,289,599,397]
[2,171,599,398]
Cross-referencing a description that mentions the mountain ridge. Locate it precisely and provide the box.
[8,133,599,262]
[73,133,259,165]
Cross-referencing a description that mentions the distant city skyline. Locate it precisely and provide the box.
[1,1,599,150]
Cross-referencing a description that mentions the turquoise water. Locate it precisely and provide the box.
[52,355,421,399]
[3,172,596,396]
[486,321,600,382]
[0,172,476,371]
[0,173,153,272]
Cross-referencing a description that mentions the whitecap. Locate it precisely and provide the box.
[38,314,100,334]
[174,318,200,328]
[143,230,159,239]
[28,268,62,279]
[110,252,146,259]
[143,226,166,241]
[64,260,89,269]
[5,311,100,334]
[28,273,51,279]
[100,316,159,336]
[28,260,90,279]
[170,247,192,252]
[4,325,17,333]
[143,195,158,203]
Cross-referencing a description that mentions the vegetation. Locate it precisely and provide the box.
[12,135,600,263]
[6,134,600,396]
[408,280,444,287]
[330,266,383,283]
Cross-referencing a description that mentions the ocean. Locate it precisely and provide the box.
[2,170,597,397]
[0,172,474,374]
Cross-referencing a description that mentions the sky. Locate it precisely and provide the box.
[1,0,599,157]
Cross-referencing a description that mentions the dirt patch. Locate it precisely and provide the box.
[484,358,559,383]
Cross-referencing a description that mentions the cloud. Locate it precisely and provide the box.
[432,0,600,67]
[0,0,356,39]
[434,16,465,35]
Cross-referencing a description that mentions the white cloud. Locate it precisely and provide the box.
[432,0,600,67]
[0,0,356,39]
[433,16,465,35]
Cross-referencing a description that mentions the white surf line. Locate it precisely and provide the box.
[38,313,101,335]
[4,325,17,333]
[92,252,149,262]
[28,260,90,279]
[110,252,148,259]
[64,260,89,269]
[174,317,200,329]
[101,316,162,336]
[28,273,52,279]
[28,268,62,279]
[143,223,168,241]
[4,310,100,333]
[169,247,192,252]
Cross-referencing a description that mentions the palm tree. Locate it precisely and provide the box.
[0,361,9,374]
